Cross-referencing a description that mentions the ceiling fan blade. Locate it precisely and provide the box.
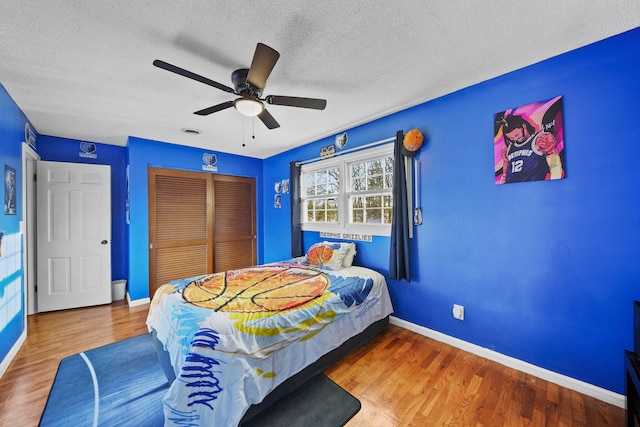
[194,100,234,115]
[266,95,327,110]
[246,43,280,89]
[258,109,280,129]
[153,60,235,94]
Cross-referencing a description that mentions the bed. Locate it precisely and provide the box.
[146,241,394,426]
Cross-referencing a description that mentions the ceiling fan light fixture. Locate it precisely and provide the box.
[233,96,264,117]
[234,97,264,117]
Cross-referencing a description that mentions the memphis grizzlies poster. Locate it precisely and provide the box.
[494,96,565,185]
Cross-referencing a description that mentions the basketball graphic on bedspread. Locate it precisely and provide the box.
[182,266,330,312]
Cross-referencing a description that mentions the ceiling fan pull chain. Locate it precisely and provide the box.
[242,118,246,147]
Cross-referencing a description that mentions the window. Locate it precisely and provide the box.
[304,167,340,223]
[301,144,394,236]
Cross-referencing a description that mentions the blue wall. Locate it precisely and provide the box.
[37,136,128,281]
[0,85,29,364]
[263,27,640,394]
[126,136,264,301]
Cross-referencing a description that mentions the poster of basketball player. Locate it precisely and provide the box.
[494,96,565,185]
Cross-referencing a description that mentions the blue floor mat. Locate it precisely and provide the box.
[40,333,169,427]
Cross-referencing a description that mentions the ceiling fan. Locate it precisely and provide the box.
[153,43,327,129]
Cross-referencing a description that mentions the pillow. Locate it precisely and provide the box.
[340,242,357,268]
[304,242,350,271]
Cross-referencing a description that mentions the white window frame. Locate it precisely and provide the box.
[300,143,394,237]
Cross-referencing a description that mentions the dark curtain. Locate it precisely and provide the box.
[389,130,411,281]
[290,161,304,257]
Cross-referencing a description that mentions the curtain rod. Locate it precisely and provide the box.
[296,135,396,166]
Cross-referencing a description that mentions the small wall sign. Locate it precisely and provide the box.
[320,231,372,242]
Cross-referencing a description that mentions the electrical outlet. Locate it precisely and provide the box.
[452,304,464,320]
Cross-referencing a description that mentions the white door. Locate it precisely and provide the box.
[36,161,112,312]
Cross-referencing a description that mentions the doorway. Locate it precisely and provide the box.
[21,152,113,314]
[22,143,39,315]
[36,161,112,312]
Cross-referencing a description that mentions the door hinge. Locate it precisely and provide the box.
[33,173,37,182]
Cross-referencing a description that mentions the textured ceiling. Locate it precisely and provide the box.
[2,1,639,159]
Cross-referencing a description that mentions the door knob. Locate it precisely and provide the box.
[101,240,108,245]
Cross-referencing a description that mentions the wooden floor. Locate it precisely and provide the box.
[0,301,625,427]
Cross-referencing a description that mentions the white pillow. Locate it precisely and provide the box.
[319,241,356,268]
[340,242,357,267]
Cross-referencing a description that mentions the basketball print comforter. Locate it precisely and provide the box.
[146,261,393,426]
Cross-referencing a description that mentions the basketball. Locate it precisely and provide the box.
[305,244,334,265]
[402,129,423,157]
[182,266,330,312]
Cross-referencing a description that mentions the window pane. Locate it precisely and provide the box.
[384,157,393,173]
[352,210,364,223]
[329,168,340,183]
[366,209,382,223]
[328,182,340,194]
[327,198,337,209]
[368,159,383,175]
[383,208,392,223]
[315,211,326,222]
[367,175,383,190]
[304,173,316,196]
[304,173,315,195]
[305,173,315,186]
[351,163,365,178]
[304,199,313,222]
[384,174,393,189]
[317,183,327,195]
[383,195,392,207]
[352,178,365,191]
[366,195,382,208]
[327,210,338,222]
[351,196,364,208]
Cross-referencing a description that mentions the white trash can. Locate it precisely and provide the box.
[111,279,127,301]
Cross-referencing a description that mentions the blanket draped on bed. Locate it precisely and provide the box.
[146,262,393,426]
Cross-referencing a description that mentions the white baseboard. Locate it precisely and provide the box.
[0,329,26,380]
[126,292,150,307]
[389,316,626,409]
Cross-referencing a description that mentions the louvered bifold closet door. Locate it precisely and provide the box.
[149,168,213,296]
[213,175,257,272]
